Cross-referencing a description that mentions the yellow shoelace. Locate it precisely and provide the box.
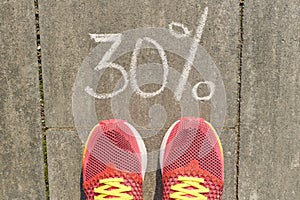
[170,176,209,200]
[94,178,133,200]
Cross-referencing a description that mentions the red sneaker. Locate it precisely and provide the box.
[82,119,147,200]
[160,118,224,200]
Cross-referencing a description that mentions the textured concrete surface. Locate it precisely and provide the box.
[239,1,300,200]
[2,0,299,199]
[0,0,46,199]
[46,130,82,200]
[39,1,239,199]
[38,0,239,199]
[39,0,239,129]
[220,130,236,200]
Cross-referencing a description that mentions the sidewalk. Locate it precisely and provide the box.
[0,0,299,199]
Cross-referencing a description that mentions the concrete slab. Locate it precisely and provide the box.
[40,1,239,199]
[0,0,46,199]
[239,1,300,199]
[46,129,236,199]
[220,130,237,200]
[46,130,82,200]
[39,0,239,129]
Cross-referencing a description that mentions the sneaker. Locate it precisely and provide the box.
[160,118,224,200]
[82,119,147,199]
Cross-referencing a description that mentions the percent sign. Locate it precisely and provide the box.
[85,7,214,101]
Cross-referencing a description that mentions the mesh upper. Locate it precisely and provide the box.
[82,120,143,199]
[162,160,224,200]
[83,166,143,200]
[162,118,224,200]
[162,118,224,181]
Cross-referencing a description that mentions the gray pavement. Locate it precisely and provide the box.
[0,0,299,199]
[239,1,300,199]
[0,0,45,199]
[39,0,238,199]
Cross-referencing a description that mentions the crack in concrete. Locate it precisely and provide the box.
[34,0,50,199]
[235,1,245,200]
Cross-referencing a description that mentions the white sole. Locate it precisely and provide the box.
[159,120,180,173]
[124,122,147,180]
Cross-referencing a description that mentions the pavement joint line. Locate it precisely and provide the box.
[223,127,236,130]
[34,0,50,199]
[47,127,77,132]
[46,126,235,132]
[235,1,245,200]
